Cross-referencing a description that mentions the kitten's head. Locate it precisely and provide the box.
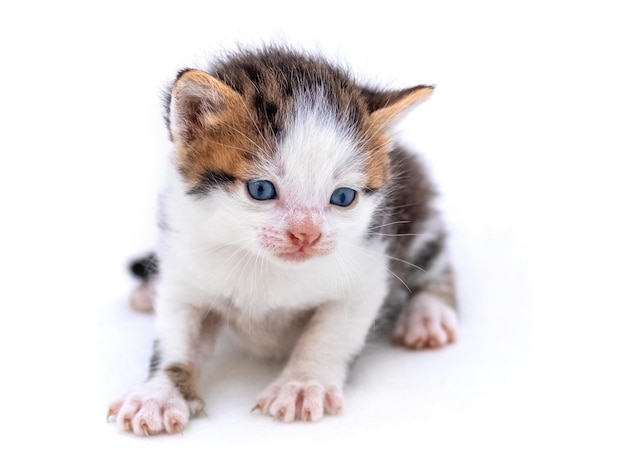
[166,48,432,265]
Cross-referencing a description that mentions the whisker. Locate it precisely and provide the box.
[366,232,436,238]
[185,236,255,258]
[347,243,412,293]
[198,239,258,324]
[385,202,426,210]
[368,220,411,230]
[233,92,275,153]
[379,252,426,273]
[196,136,252,154]
[219,121,267,155]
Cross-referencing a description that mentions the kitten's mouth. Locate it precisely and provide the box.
[277,248,315,262]
[276,246,329,263]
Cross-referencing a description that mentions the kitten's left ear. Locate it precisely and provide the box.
[363,85,434,126]
[168,69,242,143]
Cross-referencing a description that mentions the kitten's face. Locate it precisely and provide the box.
[210,171,376,265]
[178,95,381,265]
[166,51,432,265]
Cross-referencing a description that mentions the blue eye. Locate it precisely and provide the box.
[247,180,277,201]
[330,187,356,207]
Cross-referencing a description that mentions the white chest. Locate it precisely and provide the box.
[165,237,388,318]
[158,234,391,359]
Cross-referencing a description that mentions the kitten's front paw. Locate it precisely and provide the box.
[253,380,344,422]
[393,292,458,349]
[108,385,200,436]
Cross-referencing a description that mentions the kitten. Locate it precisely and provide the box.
[110,47,457,436]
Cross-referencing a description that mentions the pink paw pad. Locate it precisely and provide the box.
[254,381,344,422]
[393,292,458,349]
[108,390,190,436]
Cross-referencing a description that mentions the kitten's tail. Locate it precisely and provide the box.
[128,252,159,313]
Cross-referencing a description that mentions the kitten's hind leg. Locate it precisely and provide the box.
[393,279,458,349]
[393,234,458,349]
[129,279,156,313]
[128,253,159,313]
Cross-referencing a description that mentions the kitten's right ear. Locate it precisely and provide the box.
[363,85,434,128]
[169,69,240,142]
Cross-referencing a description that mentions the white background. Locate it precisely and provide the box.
[1,1,624,467]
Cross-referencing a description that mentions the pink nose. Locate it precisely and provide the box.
[288,228,321,248]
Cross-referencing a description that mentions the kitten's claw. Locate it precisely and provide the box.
[393,292,458,350]
[123,418,132,432]
[107,399,123,421]
[274,409,286,421]
[168,419,183,434]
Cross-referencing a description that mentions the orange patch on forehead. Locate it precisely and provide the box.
[176,115,270,192]
[361,126,392,190]
[170,69,285,194]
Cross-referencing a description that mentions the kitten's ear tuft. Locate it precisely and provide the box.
[364,85,434,126]
[169,69,240,142]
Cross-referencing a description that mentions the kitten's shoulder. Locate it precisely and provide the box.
[383,145,436,231]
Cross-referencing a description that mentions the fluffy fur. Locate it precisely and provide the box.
[112,47,457,435]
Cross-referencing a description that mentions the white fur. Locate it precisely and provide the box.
[273,92,366,199]
[157,93,384,348]
[110,96,395,431]
[156,149,390,360]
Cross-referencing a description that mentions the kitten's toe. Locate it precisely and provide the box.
[108,385,196,436]
[254,380,344,422]
[393,292,457,349]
